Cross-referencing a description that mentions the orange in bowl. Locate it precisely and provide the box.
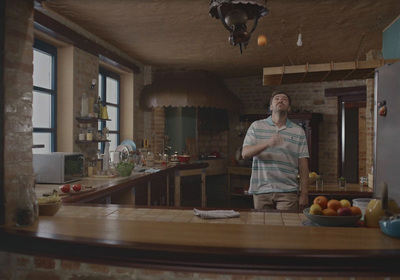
[313,196,328,209]
[323,208,338,216]
[327,199,342,212]
[350,206,362,216]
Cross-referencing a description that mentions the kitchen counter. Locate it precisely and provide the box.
[1,205,400,276]
[35,161,209,205]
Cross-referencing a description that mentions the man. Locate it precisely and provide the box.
[242,91,309,211]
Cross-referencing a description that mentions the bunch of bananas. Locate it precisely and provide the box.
[37,189,61,204]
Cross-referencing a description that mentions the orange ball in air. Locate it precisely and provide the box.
[257,35,267,46]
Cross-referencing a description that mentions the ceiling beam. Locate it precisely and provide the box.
[34,9,140,74]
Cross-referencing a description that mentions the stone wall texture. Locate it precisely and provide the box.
[3,0,35,225]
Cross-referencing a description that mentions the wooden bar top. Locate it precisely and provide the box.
[1,205,400,276]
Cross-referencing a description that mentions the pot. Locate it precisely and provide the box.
[178,155,190,163]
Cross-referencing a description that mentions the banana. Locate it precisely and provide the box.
[38,189,61,204]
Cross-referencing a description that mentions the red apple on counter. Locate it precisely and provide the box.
[337,207,352,216]
[72,183,81,192]
[60,184,70,193]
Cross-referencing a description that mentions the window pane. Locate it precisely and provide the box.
[32,133,51,154]
[108,134,118,152]
[98,74,103,98]
[106,77,118,104]
[106,106,118,131]
[32,90,52,128]
[33,50,52,89]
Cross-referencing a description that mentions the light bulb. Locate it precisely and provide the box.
[296,33,303,47]
[91,78,97,89]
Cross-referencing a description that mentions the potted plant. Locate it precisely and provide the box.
[338,176,346,188]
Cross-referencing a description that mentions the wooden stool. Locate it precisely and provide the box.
[174,168,206,207]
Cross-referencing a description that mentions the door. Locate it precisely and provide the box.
[374,61,400,202]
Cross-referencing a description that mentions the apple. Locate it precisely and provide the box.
[310,203,323,215]
[337,207,352,216]
[72,183,82,192]
[340,199,351,208]
[60,184,70,193]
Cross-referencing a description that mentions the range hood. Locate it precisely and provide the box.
[140,70,243,111]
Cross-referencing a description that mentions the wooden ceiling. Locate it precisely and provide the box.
[39,0,400,80]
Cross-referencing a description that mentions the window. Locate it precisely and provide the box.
[32,39,57,153]
[98,68,120,152]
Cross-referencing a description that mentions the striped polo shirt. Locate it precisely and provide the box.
[243,116,309,194]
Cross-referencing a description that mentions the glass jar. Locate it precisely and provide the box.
[86,124,93,141]
[78,124,86,141]
[15,174,38,227]
[80,93,89,117]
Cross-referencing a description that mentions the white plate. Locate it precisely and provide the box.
[121,139,136,152]
[115,145,129,161]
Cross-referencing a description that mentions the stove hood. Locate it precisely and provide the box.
[140,70,243,111]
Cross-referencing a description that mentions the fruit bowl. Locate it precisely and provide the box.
[308,176,317,185]
[303,208,362,227]
[38,201,62,216]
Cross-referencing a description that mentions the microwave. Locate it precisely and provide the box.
[33,152,84,184]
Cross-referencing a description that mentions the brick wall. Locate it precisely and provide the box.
[225,76,369,183]
[3,0,35,225]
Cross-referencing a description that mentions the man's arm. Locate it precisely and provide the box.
[242,133,284,159]
[298,157,309,210]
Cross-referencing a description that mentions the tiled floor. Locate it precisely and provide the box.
[55,205,308,226]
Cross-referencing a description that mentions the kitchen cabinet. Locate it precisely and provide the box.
[75,117,111,143]
[227,167,252,202]
[240,113,322,173]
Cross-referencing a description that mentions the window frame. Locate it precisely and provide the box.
[32,38,57,152]
[98,67,120,152]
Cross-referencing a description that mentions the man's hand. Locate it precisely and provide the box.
[298,192,309,210]
[242,132,284,159]
[268,132,284,147]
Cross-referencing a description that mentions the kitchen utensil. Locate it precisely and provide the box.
[380,182,393,217]
[178,155,191,163]
[303,208,361,227]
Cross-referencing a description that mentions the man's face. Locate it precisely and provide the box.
[270,93,290,113]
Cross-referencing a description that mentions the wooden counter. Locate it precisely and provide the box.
[35,162,209,206]
[1,205,400,276]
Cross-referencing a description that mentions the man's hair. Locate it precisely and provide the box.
[269,91,291,105]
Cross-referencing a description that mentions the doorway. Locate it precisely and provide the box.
[326,86,366,183]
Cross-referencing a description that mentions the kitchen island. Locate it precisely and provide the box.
[1,204,400,278]
[3,164,395,278]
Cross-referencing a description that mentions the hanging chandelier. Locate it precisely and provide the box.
[209,0,268,54]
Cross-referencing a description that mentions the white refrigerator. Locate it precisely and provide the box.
[374,60,400,202]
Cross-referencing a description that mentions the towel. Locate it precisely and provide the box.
[193,208,240,219]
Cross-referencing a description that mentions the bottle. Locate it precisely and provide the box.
[78,124,86,141]
[103,142,110,171]
[81,93,89,117]
[98,97,103,119]
[86,124,93,141]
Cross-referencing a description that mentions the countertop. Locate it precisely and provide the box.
[1,205,400,276]
[35,161,209,204]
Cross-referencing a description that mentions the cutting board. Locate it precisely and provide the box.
[43,186,97,196]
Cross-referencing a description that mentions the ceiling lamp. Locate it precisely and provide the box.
[209,0,269,54]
